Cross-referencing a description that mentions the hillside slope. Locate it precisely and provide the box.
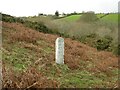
[2,22,118,88]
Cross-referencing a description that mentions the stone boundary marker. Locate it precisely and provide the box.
[55,37,64,64]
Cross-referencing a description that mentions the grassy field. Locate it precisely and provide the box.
[26,13,118,23]
[99,14,118,23]
[97,14,105,18]
[55,13,118,22]
[60,15,81,21]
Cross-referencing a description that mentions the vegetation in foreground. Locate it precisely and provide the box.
[2,21,118,88]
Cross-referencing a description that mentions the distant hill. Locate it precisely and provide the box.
[54,13,118,23]
[25,13,119,55]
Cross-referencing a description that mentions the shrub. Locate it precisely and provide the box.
[79,11,98,22]
[112,44,120,55]
[95,36,113,50]
[78,33,98,47]
[1,13,53,34]
[23,21,53,33]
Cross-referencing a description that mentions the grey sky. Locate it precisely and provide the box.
[0,0,119,16]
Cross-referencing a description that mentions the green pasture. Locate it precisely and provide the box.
[26,13,118,23]
[60,15,81,21]
[99,14,118,23]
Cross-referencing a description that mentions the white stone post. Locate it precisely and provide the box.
[55,37,64,64]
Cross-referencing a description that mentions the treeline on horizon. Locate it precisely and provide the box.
[38,11,118,15]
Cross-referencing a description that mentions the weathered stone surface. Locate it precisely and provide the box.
[55,37,64,64]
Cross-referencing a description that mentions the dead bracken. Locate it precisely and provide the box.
[2,22,118,88]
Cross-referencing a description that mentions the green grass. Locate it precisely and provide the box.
[60,15,81,21]
[26,13,118,23]
[3,43,36,71]
[60,14,118,22]
[3,38,53,71]
[36,40,53,54]
[37,58,118,88]
[97,14,105,18]
[62,14,118,22]
[100,14,118,23]
[58,70,117,88]
[60,71,96,88]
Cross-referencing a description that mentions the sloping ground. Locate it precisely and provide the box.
[99,14,118,23]
[2,22,118,88]
[28,14,117,22]
[58,15,81,22]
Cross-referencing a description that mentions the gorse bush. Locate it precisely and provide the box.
[1,13,54,34]
[79,33,98,47]
[1,13,24,23]
[23,21,53,33]
[95,36,113,50]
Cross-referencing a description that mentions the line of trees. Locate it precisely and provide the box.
[38,11,118,18]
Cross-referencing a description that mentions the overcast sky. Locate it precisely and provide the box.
[0,0,119,17]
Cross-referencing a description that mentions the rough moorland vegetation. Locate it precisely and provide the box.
[1,12,119,55]
[29,12,119,55]
[2,21,118,88]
